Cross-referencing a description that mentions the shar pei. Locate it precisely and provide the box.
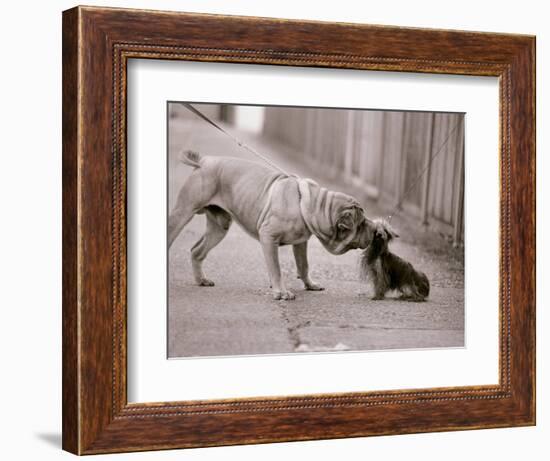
[168,150,376,300]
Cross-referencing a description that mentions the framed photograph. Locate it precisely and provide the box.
[62,6,535,455]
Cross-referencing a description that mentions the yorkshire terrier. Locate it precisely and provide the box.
[360,219,430,302]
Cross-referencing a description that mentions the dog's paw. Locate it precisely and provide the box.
[305,281,325,291]
[197,278,215,287]
[409,296,427,303]
[273,290,296,301]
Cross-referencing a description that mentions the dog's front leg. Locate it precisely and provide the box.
[260,237,295,300]
[293,242,324,291]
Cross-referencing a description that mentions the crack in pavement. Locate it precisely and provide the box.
[278,305,311,350]
[334,324,463,331]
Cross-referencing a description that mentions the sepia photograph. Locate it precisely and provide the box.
[167,102,465,358]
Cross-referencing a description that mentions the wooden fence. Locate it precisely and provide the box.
[263,108,465,244]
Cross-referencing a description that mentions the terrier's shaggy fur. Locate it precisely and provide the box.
[360,219,430,302]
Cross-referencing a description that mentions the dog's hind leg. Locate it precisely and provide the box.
[406,285,427,302]
[292,242,324,291]
[190,206,232,286]
[168,170,215,248]
[168,204,195,249]
[398,284,424,302]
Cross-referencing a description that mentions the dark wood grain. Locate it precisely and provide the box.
[62,5,535,455]
[61,7,79,454]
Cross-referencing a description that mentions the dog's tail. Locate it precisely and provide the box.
[179,149,202,169]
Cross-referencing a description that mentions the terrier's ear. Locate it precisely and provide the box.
[381,221,399,239]
[388,228,400,239]
[379,226,398,241]
[372,218,399,241]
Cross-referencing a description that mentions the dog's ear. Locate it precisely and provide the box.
[374,218,399,240]
[387,228,399,239]
[337,210,354,232]
[338,222,351,232]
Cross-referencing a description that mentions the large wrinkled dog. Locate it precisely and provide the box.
[169,150,375,300]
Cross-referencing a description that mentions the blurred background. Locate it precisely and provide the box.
[169,103,464,245]
[167,102,465,358]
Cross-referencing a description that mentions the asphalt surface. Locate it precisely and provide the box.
[167,118,464,358]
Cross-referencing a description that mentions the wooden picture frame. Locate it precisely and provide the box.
[62,5,535,455]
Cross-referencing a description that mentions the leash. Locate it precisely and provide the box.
[181,103,290,176]
[387,116,464,223]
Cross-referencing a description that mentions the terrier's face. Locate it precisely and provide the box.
[371,219,399,252]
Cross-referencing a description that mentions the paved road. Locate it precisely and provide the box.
[168,118,464,358]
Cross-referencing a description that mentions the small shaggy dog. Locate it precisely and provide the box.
[360,219,430,301]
